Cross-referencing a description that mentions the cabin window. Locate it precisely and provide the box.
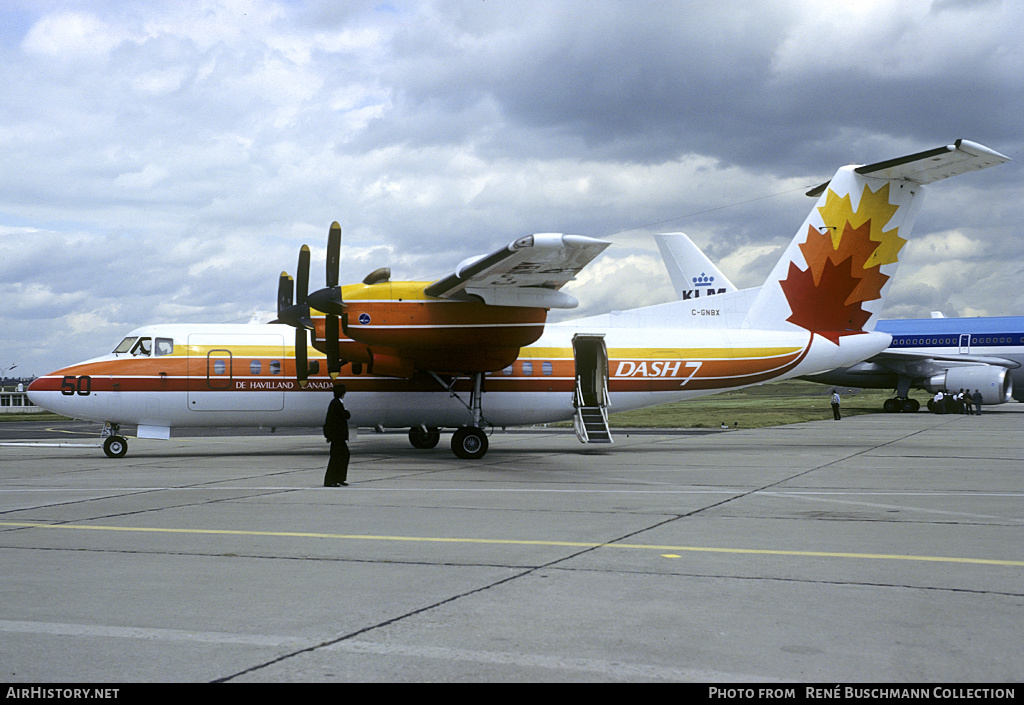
[542,361,553,376]
[522,361,533,376]
[270,360,282,375]
[502,365,514,376]
[213,360,227,375]
[250,360,262,375]
[155,338,174,356]
[308,360,320,375]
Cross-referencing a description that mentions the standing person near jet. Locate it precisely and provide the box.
[323,384,351,487]
[830,389,841,420]
[972,389,983,415]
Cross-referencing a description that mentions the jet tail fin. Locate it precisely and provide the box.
[743,140,1009,342]
[654,233,737,300]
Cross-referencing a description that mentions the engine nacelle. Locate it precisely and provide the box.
[925,366,1013,405]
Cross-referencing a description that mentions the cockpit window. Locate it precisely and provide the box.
[113,336,153,356]
[154,338,174,356]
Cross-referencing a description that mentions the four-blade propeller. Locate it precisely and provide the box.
[277,222,345,385]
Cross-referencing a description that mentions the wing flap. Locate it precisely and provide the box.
[424,233,610,308]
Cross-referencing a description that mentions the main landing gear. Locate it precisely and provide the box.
[101,423,129,458]
[408,425,488,459]
[882,376,920,413]
[408,426,441,449]
[407,371,491,459]
[882,397,920,413]
[451,426,488,460]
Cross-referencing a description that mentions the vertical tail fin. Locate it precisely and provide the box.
[654,233,738,299]
[743,140,1009,342]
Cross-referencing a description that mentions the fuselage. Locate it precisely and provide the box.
[27,300,889,434]
[879,316,1024,378]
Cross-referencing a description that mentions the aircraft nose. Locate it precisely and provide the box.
[26,375,49,408]
[26,369,76,412]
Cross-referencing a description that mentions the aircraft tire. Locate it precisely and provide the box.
[409,427,441,449]
[451,427,488,460]
[103,435,128,458]
[883,398,898,413]
[902,398,920,413]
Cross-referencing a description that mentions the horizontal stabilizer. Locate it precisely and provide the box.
[807,139,1010,197]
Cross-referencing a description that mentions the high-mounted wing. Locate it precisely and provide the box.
[424,233,610,309]
[277,228,611,377]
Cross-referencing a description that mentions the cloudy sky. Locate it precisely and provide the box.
[2,0,1021,377]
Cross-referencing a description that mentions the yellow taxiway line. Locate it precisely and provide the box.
[2,520,1022,567]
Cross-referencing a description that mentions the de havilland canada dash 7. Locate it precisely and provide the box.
[29,140,1009,458]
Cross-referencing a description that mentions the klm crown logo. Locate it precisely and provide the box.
[682,272,726,300]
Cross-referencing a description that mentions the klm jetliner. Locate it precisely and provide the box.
[806,315,1020,411]
[654,233,1021,412]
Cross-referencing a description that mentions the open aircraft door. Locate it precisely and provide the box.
[572,333,612,444]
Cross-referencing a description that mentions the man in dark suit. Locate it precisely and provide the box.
[323,384,351,486]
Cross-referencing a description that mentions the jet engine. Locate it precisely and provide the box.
[925,366,1012,404]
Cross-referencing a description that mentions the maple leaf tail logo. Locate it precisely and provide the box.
[780,183,907,345]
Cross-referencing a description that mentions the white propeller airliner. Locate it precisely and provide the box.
[28,140,1009,458]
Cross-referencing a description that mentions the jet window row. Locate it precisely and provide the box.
[891,335,1023,347]
[502,361,555,376]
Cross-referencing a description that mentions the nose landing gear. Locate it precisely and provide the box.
[102,423,129,458]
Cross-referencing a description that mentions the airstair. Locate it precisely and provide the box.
[572,334,612,444]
